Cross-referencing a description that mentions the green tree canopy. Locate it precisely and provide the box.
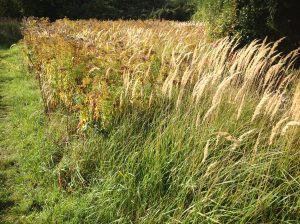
[194,0,300,49]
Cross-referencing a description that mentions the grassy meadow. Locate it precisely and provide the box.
[0,18,300,223]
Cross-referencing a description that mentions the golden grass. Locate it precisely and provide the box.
[23,18,300,141]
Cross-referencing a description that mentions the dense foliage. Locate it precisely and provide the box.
[194,0,300,49]
[0,0,196,21]
[0,18,22,46]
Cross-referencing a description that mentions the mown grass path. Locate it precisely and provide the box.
[0,44,71,223]
[0,44,42,223]
[0,46,18,223]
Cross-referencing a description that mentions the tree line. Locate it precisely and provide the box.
[195,0,300,47]
[0,0,195,21]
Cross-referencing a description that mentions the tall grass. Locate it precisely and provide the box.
[15,18,300,222]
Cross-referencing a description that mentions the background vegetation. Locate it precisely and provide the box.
[0,18,22,46]
[194,0,300,51]
[1,0,300,49]
[0,0,196,21]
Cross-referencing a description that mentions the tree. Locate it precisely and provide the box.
[13,0,195,21]
[0,0,23,17]
[194,0,300,50]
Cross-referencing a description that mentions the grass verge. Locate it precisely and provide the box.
[0,44,52,223]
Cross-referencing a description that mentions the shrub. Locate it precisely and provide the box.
[0,18,22,46]
[194,0,300,49]
[193,0,236,38]
[0,0,23,18]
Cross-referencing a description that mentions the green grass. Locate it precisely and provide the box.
[0,44,44,223]
[0,44,300,223]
